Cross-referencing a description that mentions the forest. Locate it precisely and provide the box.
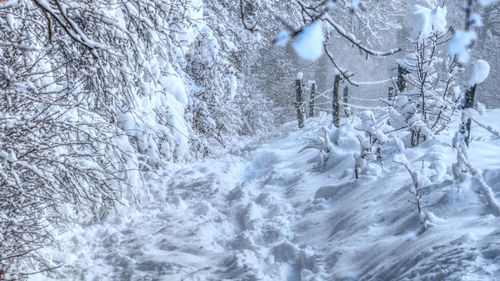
[0,0,499,280]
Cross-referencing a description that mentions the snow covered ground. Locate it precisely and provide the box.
[35,111,500,281]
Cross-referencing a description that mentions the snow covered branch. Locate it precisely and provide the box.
[322,16,401,57]
[322,42,358,86]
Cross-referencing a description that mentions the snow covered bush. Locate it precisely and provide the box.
[353,111,388,178]
[301,126,333,168]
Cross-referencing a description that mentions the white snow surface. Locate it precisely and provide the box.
[465,59,491,87]
[33,111,500,281]
[292,21,324,61]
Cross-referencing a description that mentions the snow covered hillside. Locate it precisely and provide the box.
[33,110,500,281]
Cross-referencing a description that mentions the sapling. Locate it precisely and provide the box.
[393,4,459,147]
[393,155,434,229]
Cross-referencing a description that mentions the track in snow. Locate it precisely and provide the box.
[47,123,328,281]
[36,114,500,281]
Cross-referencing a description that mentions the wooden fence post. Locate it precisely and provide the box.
[397,64,408,93]
[296,73,305,128]
[343,86,350,118]
[462,84,477,146]
[388,86,395,101]
[309,81,316,118]
[332,74,341,127]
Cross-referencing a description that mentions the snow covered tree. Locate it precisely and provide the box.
[390,4,461,147]
[0,0,206,275]
[0,2,139,274]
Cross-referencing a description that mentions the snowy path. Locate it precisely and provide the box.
[39,115,500,281]
[49,123,328,281]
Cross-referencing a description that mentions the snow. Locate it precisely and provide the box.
[349,0,359,11]
[32,110,500,281]
[274,30,290,47]
[470,13,483,27]
[296,71,303,80]
[478,102,487,115]
[448,29,477,63]
[6,0,499,278]
[465,59,491,87]
[326,1,335,9]
[478,0,498,6]
[159,72,189,106]
[6,14,16,30]
[292,21,324,61]
[0,0,18,9]
[409,5,447,39]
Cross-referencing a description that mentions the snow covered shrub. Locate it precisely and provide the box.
[301,126,333,168]
[101,0,202,164]
[181,0,291,155]
[353,111,388,178]
[392,4,460,147]
[393,155,436,231]
[302,111,389,178]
